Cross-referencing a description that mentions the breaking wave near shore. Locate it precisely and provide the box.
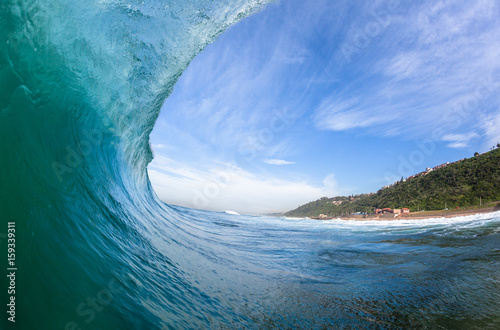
[1,1,499,328]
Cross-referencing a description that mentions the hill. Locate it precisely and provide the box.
[285,148,500,218]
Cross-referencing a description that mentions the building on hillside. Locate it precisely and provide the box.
[376,208,407,215]
[433,162,450,170]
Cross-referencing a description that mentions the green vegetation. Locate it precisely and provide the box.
[285,148,500,218]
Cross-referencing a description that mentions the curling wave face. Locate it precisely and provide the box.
[0,0,270,328]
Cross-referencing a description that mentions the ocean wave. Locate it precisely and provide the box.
[1,1,499,329]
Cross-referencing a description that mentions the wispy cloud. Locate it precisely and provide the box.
[322,173,338,192]
[480,111,500,148]
[384,52,422,80]
[442,132,479,148]
[263,159,295,165]
[446,142,467,148]
[314,98,393,131]
[314,0,500,141]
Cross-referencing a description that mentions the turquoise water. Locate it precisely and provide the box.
[1,0,500,329]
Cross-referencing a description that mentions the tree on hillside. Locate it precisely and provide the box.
[497,142,500,148]
[285,149,500,217]
[474,152,480,157]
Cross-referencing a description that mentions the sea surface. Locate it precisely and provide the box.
[1,0,499,329]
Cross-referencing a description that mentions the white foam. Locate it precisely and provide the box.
[258,211,500,235]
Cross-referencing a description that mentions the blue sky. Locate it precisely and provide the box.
[148,0,500,215]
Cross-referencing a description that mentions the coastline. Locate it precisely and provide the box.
[319,207,500,221]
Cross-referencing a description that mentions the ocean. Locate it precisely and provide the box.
[1,0,499,329]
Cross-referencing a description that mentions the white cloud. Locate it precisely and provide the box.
[442,132,479,148]
[322,173,338,192]
[480,111,500,149]
[148,155,339,215]
[446,142,468,148]
[264,159,295,165]
[384,52,422,80]
[315,0,500,140]
[442,132,479,142]
[313,98,392,131]
[151,144,169,150]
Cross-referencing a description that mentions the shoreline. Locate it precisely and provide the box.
[316,207,500,221]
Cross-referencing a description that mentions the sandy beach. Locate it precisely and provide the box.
[328,206,500,221]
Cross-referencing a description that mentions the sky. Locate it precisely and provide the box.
[147,0,500,215]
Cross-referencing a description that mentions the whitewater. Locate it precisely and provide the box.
[1,0,499,329]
